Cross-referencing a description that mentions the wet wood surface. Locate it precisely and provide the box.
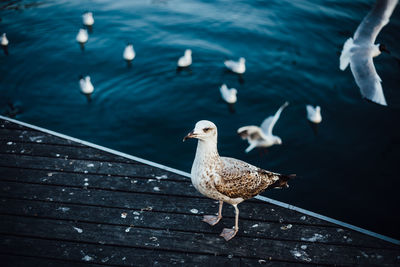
[0,118,399,266]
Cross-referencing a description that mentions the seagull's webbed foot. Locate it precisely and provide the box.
[202,215,221,226]
[220,227,238,241]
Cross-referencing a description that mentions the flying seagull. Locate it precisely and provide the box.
[339,0,398,106]
[237,101,289,153]
[183,120,294,241]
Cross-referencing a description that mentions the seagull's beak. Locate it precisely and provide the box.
[183,131,195,142]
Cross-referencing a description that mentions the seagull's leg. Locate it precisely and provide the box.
[203,200,223,226]
[220,204,239,241]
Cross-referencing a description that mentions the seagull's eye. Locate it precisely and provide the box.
[203,127,211,133]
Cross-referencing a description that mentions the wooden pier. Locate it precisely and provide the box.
[0,116,399,266]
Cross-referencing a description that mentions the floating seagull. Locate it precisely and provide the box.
[339,0,398,106]
[183,120,294,241]
[219,84,237,104]
[224,57,246,74]
[76,28,88,50]
[1,33,9,55]
[79,75,94,102]
[1,33,8,46]
[238,101,289,153]
[306,105,322,124]
[177,49,192,67]
[82,12,94,26]
[123,44,136,62]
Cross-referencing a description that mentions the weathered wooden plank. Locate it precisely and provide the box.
[0,140,135,164]
[0,128,86,147]
[0,197,395,249]
[0,254,105,267]
[0,180,330,226]
[0,119,29,130]
[1,166,394,234]
[0,214,399,266]
[0,234,240,266]
[0,129,85,147]
[0,154,187,181]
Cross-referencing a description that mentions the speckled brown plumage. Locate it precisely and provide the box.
[214,157,283,199]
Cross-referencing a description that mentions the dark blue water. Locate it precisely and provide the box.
[1,0,400,239]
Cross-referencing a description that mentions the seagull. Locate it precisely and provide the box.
[177,49,192,67]
[306,105,322,124]
[224,57,246,74]
[123,44,136,62]
[76,29,88,50]
[219,84,237,104]
[1,33,8,46]
[82,12,94,26]
[183,120,294,241]
[339,0,398,106]
[237,101,289,153]
[1,33,8,55]
[79,75,94,102]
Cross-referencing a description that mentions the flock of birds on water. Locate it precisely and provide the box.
[1,0,398,241]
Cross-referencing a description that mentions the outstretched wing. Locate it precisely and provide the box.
[260,102,289,135]
[353,0,398,44]
[214,157,280,199]
[237,126,265,141]
[350,50,387,106]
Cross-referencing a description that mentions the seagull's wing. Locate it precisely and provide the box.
[353,0,398,44]
[79,79,85,90]
[237,126,266,141]
[306,105,315,117]
[224,60,236,70]
[214,157,280,199]
[350,51,387,105]
[260,102,289,135]
[219,85,230,101]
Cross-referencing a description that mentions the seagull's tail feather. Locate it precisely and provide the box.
[339,38,354,71]
[269,174,296,189]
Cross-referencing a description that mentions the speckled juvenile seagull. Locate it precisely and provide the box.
[183,120,294,241]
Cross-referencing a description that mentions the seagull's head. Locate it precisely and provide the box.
[183,120,217,142]
[239,57,245,64]
[379,44,390,54]
[273,136,282,145]
[185,49,192,55]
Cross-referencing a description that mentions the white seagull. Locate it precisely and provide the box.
[177,49,192,67]
[306,105,322,124]
[1,33,9,46]
[219,84,237,104]
[76,29,88,44]
[339,0,398,106]
[123,44,136,61]
[237,101,289,153]
[79,75,94,101]
[82,12,94,26]
[224,57,246,74]
[183,120,294,241]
